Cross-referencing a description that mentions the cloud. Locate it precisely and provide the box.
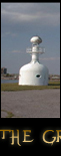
[40,57,60,61]
[11,50,21,53]
[11,50,25,53]
[1,3,60,26]
[1,31,18,37]
[5,32,11,35]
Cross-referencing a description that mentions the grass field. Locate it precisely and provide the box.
[1,81,60,91]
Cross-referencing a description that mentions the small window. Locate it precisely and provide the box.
[36,74,40,78]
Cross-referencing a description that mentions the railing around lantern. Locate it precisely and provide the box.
[26,47,45,54]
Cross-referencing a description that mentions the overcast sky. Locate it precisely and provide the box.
[1,3,60,75]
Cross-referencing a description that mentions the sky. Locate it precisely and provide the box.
[1,3,60,75]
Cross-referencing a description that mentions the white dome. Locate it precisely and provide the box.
[30,36,42,44]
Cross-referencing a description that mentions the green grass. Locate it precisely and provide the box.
[1,109,14,118]
[1,81,60,91]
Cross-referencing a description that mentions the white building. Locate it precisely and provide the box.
[19,36,49,86]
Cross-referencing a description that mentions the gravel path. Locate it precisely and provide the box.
[1,89,60,118]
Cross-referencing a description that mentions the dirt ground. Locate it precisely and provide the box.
[1,89,60,118]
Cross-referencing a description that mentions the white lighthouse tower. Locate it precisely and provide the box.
[19,36,49,86]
